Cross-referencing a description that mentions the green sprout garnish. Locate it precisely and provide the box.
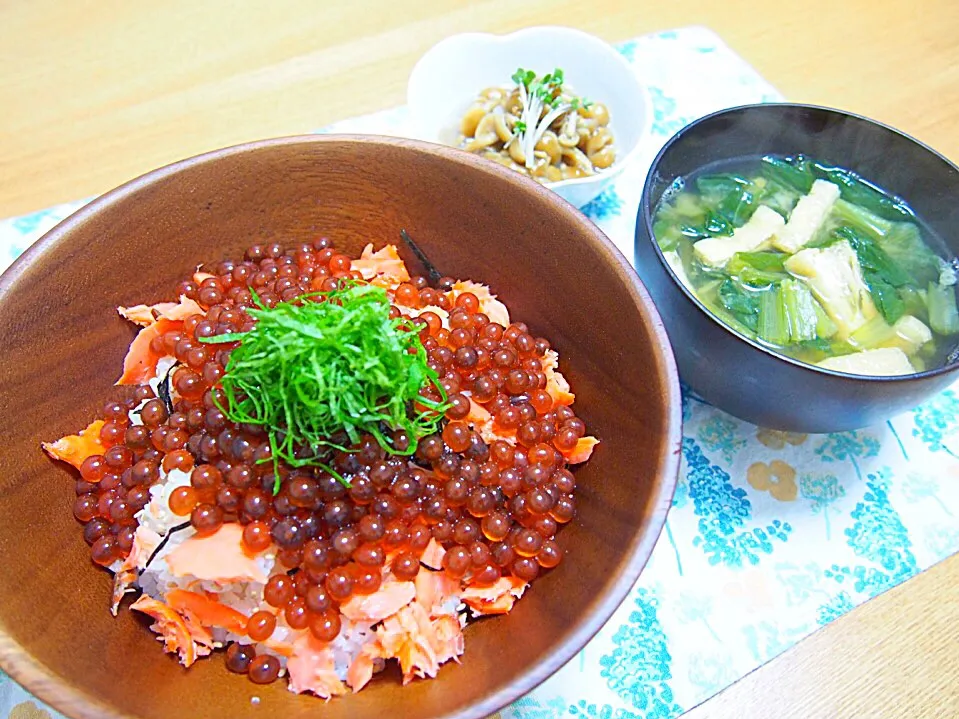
[200,283,447,491]
[511,68,536,88]
[509,66,587,170]
[539,69,564,107]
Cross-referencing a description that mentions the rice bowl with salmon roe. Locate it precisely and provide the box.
[42,237,598,698]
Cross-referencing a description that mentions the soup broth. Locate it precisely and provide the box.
[653,154,959,376]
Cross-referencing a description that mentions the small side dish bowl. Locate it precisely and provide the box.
[0,135,680,719]
[634,103,959,433]
[407,26,650,209]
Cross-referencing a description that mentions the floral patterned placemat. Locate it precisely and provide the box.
[3,26,957,719]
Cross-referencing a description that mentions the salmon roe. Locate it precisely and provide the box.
[71,238,589,686]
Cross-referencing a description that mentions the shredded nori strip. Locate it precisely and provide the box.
[141,521,192,573]
[400,229,442,284]
[410,455,432,470]
[157,363,175,416]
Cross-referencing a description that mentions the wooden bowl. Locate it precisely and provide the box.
[0,135,680,719]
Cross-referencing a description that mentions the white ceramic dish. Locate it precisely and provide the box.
[407,26,651,209]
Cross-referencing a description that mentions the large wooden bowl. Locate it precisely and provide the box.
[0,135,680,719]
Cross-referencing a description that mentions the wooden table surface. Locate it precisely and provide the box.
[3,1,958,717]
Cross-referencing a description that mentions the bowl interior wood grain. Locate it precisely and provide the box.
[0,135,680,719]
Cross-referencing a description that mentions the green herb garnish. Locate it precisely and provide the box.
[510,66,586,170]
[511,68,536,88]
[200,283,447,491]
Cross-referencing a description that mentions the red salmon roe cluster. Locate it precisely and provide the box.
[69,238,588,685]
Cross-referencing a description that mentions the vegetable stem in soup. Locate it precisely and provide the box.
[653,154,959,376]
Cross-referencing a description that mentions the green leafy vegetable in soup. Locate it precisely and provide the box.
[654,154,959,376]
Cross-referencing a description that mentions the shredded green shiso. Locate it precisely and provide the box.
[200,283,447,490]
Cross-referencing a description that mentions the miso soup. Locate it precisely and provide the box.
[652,154,959,376]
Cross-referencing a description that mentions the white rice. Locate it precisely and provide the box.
[128,356,178,427]
[138,534,275,608]
[330,619,374,679]
[135,468,192,536]
[120,349,470,686]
